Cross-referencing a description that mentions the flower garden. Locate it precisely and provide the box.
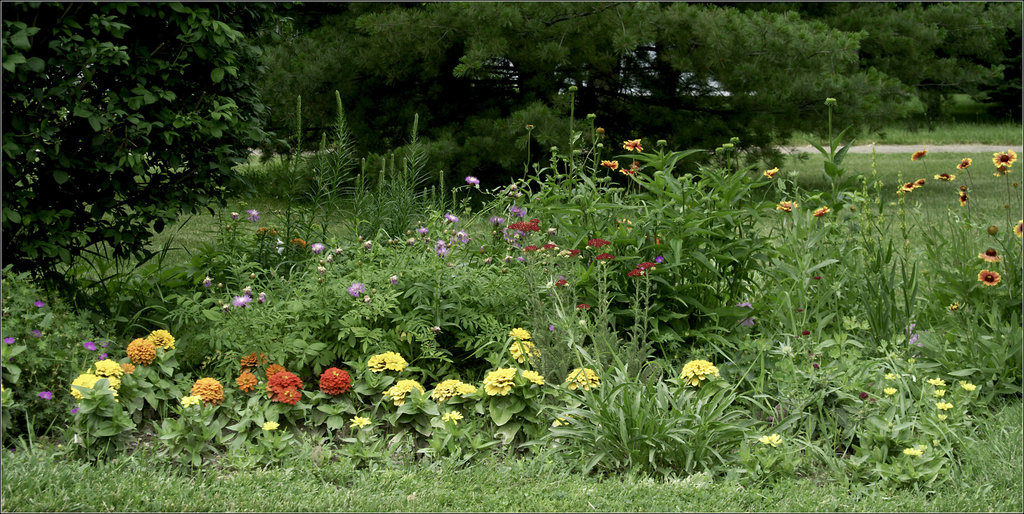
[1,100,1022,509]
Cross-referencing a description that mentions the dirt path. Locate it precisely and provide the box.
[779,144,1023,155]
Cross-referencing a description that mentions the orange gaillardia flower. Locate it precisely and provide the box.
[776,201,797,212]
[915,178,926,187]
[978,248,1002,263]
[978,270,1002,286]
[236,370,258,392]
[899,182,918,193]
[958,191,968,206]
[957,158,972,169]
[126,338,156,365]
[934,173,956,181]
[600,160,619,171]
[992,149,1017,168]
[622,139,643,152]
[190,377,225,405]
[911,148,928,161]
[1014,219,1023,238]
[813,206,831,217]
[993,165,1011,177]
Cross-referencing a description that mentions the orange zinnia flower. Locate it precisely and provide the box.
[126,338,156,366]
[957,158,972,170]
[622,139,643,152]
[934,173,956,181]
[978,269,1001,286]
[236,370,258,392]
[979,248,1002,263]
[776,201,797,212]
[813,206,831,217]
[992,149,1017,168]
[600,160,619,170]
[265,363,286,378]
[911,148,928,161]
[190,377,225,405]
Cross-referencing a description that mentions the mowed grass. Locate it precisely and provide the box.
[787,121,1022,146]
[2,401,1020,512]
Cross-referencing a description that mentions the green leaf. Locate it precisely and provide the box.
[211,67,225,83]
[53,170,69,184]
[2,53,26,73]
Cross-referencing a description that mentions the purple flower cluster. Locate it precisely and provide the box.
[311,243,326,254]
[509,205,527,218]
[489,216,506,225]
[246,209,259,222]
[444,213,459,223]
[348,282,366,298]
[465,176,480,186]
[435,239,450,258]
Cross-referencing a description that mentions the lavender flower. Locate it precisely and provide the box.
[83,341,97,351]
[99,353,108,360]
[444,213,459,223]
[465,176,480,186]
[489,216,505,225]
[246,209,259,222]
[456,230,470,244]
[3,337,14,345]
[417,227,429,235]
[655,255,665,264]
[348,283,366,298]
[34,300,45,308]
[203,276,212,288]
[38,391,53,400]
[231,212,240,220]
[71,407,79,415]
[258,292,267,304]
[389,275,398,285]
[311,243,326,254]
[435,239,450,258]
[242,286,252,296]
[548,324,555,332]
[232,294,252,308]
[509,205,527,218]
[517,256,525,262]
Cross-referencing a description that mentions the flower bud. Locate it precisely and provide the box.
[988,225,999,235]
[568,85,578,92]
[249,273,257,280]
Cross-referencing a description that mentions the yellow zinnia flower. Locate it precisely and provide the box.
[509,339,540,364]
[367,351,408,373]
[180,395,202,408]
[903,447,923,457]
[483,368,517,396]
[933,389,946,397]
[382,379,425,406]
[92,359,124,379]
[565,367,601,391]
[146,329,175,350]
[884,387,897,396]
[926,378,946,387]
[679,359,720,387]
[520,369,545,386]
[69,373,101,399]
[885,373,897,380]
[936,401,953,410]
[508,328,531,341]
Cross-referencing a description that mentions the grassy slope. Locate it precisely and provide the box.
[2,401,1020,512]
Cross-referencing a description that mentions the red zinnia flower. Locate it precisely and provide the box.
[542,243,558,250]
[577,303,591,310]
[275,387,301,405]
[568,249,582,257]
[319,367,352,395]
[595,253,615,260]
[508,221,540,232]
[267,371,303,401]
[587,238,611,248]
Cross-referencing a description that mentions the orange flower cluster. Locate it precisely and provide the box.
[319,367,352,395]
[236,370,258,392]
[126,338,156,365]
[289,238,307,248]
[240,352,269,370]
[191,377,225,405]
[267,370,303,404]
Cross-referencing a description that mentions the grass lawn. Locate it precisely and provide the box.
[2,401,1020,512]
[787,121,1022,146]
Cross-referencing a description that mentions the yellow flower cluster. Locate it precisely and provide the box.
[508,328,531,341]
[903,446,924,457]
[93,359,124,379]
[935,401,953,411]
[883,387,897,396]
[484,368,517,396]
[679,359,719,387]
[146,329,175,350]
[383,379,424,406]
[126,338,156,365]
[262,421,279,431]
[442,410,464,424]
[190,377,225,406]
[368,351,408,373]
[350,416,371,429]
[926,378,946,387]
[757,433,782,447]
[430,379,477,403]
[181,395,202,408]
[565,367,600,391]
[509,339,540,365]
[70,373,100,400]
[520,370,545,386]
[959,382,977,392]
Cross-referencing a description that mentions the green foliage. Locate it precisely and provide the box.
[2,3,274,297]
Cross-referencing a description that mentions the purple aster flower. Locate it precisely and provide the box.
[3,337,14,345]
[348,282,366,298]
[30,330,41,338]
[389,275,398,285]
[38,391,53,400]
[655,255,664,264]
[456,230,470,244]
[517,256,526,262]
[258,292,267,304]
[311,243,326,254]
[509,205,527,218]
[71,407,79,415]
[444,213,459,223]
[417,227,429,235]
[465,176,480,186]
[203,276,212,288]
[246,209,259,222]
[489,216,506,225]
[34,300,45,308]
[99,353,108,360]
[548,324,555,332]
[232,294,252,308]
[435,239,450,258]
[83,341,97,351]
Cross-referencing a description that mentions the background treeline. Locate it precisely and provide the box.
[257,2,1022,181]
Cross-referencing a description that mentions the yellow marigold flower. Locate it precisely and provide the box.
[431,379,473,403]
[776,201,797,212]
[903,447,923,457]
[884,387,897,396]
[69,373,101,399]
[441,410,464,424]
[813,206,831,217]
[262,421,279,431]
[146,329,175,350]
[120,362,135,375]
[367,351,408,373]
[933,389,946,398]
[565,367,601,391]
[927,378,946,387]
[509,339,540,364]
[181,395,202,408]
[763,167,779,179]
[960,382,977,392]
[484,368,517,396]
[757,434,782,447]
[885,373,897,380]
[936,401,953,411]
[190,377,225,406]
[508,328,531,341]
[126,338,156,365]
[520,369,545,386]
[93,359,124,379]
[382,379,424,406]
[679,359,720,387]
